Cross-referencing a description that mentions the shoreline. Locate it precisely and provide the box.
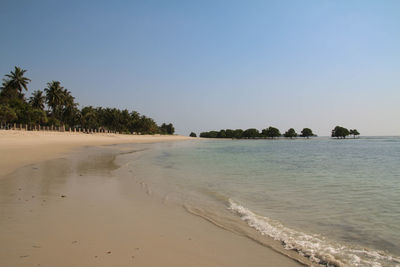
[0,130,192,178]
[0,132,305,267]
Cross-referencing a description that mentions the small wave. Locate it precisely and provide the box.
[228,199,400,267]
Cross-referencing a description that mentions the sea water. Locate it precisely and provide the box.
[122,137,400,266]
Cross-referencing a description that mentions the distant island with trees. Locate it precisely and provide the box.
[331,126,360,139]
[197,126,360,139]
[199,127,315,139]
[0,66,175,134]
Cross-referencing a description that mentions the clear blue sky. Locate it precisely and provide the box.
[1,0,399,135]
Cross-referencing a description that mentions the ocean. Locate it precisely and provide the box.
[118,137,400,266]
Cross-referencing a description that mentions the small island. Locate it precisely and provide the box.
[198,127,316,139]
[331,126,360,139]
[195,126,360,139]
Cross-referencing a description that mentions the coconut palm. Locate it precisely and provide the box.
[44,81,64,118]
[3,66,31,95]
[61,89,79,126]
[29,90,46,110]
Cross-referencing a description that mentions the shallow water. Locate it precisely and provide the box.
[121,137,400,266]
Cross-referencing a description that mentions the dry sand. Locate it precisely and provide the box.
[0,130,305,267]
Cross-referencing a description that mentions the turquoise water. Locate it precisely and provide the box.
[124,137,400,266]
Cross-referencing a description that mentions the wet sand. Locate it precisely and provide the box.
[0,130,191,178]
[0,133,306,267]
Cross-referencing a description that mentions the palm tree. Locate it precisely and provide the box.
[3,66,31,96]
[29,90,46,110]
[61,89,79,126]
[44,81,64,118]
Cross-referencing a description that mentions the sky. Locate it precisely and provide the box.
[1,0,399,136]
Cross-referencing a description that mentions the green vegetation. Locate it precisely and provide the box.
[262,126,281,139]
[331,126,360,139]
[200,126,316,139]
[159,123,175,135]
[243,128,260,138]
[0,66,174,134]
[1,67,30,99]
[331,126,350,139]
[300,128,314,138]
[199,131,218,138]
[0,104,17,122]
[189,132,197,137]
[349,129,360,139]
[284,128,297,138]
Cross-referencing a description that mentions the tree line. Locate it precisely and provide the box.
[195,126,360,139]
[198,127,315,139]
[0,66,174,134]
[331,126,359,139]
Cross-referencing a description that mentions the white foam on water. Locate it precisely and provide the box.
[228,199,400,267]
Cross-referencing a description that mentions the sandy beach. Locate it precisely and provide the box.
[0,131,305,267]
[0,130,191,178]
